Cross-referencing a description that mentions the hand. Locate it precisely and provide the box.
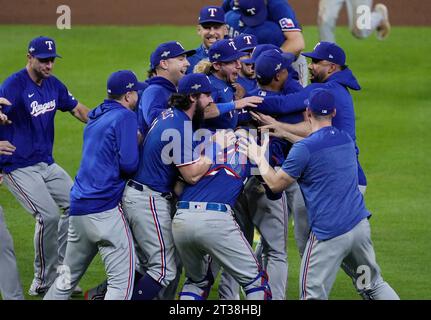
[232,82,246,100]
[211,129,237,150]
[234,96,263,110]
[0,98,12,125]
[259,122,287,139]
[237,130,270,164]
[250,111,276,126]
[0,140,16,156]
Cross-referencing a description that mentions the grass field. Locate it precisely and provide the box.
[0,25,430,300]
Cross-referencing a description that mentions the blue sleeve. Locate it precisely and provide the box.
[56,79,78,112]
[139,88,167,128]
[0,76,21,114]
[281,142,309,179]
[267,0,302,31]
[115,112,139,175]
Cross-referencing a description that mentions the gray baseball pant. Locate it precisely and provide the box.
[300,218,399,300]
[43,206,135,300]
[3,162,71,292]
[318,0,384,42]
[0,205,24,300]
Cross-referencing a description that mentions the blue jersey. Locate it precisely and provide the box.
[187,45,209,75]
[203,74,238,130]
[257,67,367,185]
[0,69,78,173]
[137,76,177,134]
[237,76,257,95]
[282,126,370,240]
[225,9,245,38]
[180,143,250,207]
[70,100,139,215]
[134,108,198,194]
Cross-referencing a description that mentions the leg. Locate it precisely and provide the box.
[44,215,97,300]
[3,164,63,293]
[0,206,24,300]
[285,182,309,257]
[44,163,74,265]
[347,0,384,38]
[122,186,176,299]
[318,0,345,43]
[342,219,399,300]
[299,232,349,300]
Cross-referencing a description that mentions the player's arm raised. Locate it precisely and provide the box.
[70,102,90,123]
[280,31,305,57]
[203,96,264,119]
[237,132,295,193]
[177,130,236,185]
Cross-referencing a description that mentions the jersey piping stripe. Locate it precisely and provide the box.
[176,157,201,168]
[281,192,288,245]
[149,196,167,284]
[118,205,135,300]
[6,173,38,214]
[281,28,302,32]
[301,233,317,300]
[7,173,45,289]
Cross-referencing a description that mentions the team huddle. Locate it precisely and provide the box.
[0,0,398,300]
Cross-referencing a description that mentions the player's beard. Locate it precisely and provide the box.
[192,100,206,128]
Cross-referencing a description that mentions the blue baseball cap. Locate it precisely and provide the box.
[199,6,225,25]
[178,73,212,95]
[242,44,281,64]
[302,42,346,66]
[238,0,268,27]
[150,41,196,69]
[255,50,295,81]
[233,33,258,53]
[28,36,61,59]
[107,70,147,95]
[208,39,247,63]
[305,88,335,115]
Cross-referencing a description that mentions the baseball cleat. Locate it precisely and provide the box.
[84,280,108,300]
[28,281,48,297]
[375,3,391,40]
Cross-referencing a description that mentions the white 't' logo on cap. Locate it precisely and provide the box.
[45,41,54,50]
[161,51,170,58]
[208,8,217,17]
[247,8,256,15]
[244,35,253,45]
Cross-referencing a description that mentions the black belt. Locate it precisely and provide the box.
[127,180,173,200]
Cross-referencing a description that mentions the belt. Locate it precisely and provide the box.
[127,180,173,200]
[176,201,229,213]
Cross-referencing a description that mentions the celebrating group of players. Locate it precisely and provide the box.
[0,0,398,300]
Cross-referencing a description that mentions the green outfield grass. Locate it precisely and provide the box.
[0,25,430,300]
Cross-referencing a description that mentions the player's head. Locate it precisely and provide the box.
[149,41,196,85]
[254,50,295,87]
[209,39,247,83]
[302,42,346,83]
[304,88,336,122]
[238,0,267,27]
[234,34,258,79]
[26,36,61,79]
[169,73,213,125]
[197,6,228,49]
[107,70,147,110]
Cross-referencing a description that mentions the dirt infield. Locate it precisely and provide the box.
[0,0,429,26]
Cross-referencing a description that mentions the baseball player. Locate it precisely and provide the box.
[233,33,258,95]
[0,36,89,296]
[239,88,399,300]
[0,138,24,300]
[318,1,390,43]
[173,128,272,301]
[138,41,195,134]
[187,6,228,74]
[219,49,305,300]
[44,70,143,300]
[224,0,309,88]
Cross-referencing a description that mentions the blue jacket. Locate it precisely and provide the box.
[259,67,366,185]
[137,76,177,133]
[70,100,139,215]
